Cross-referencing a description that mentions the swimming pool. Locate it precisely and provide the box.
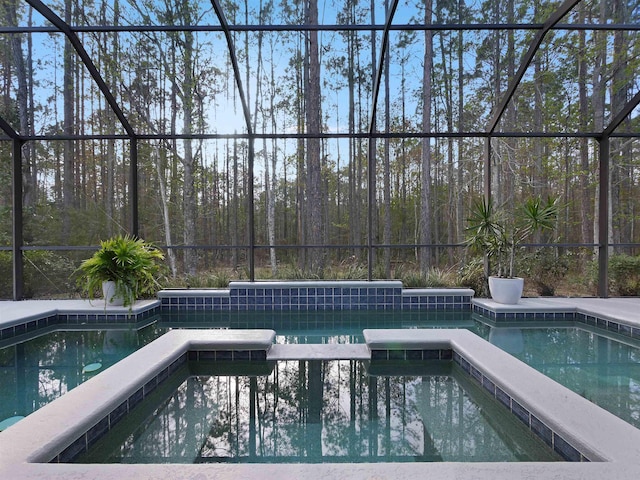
[76,359,560,463]
[0,311,470,424]
[2,310,640,434]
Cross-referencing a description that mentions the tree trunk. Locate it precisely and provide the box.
[305,0,324,274]
[591,0,606,254]
[157,148,177,277]
[382,0,391,277]
[62,0,75,241]
[456,0,465,243]
[3,0,34,207]
[419,0,434,271]
[182,24,197,275]
[610,0,631,252]
[577,2,592,246]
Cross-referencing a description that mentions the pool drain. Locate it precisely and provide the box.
[82,362,103,374]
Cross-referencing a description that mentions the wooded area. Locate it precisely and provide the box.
[1,0,639,298]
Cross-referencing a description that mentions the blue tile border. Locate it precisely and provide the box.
[451,350,590,462]
[472,303,640,343]
[370,348,453,361]
[159,284,474,312]
[0,306,161,344]
[52,352,188,463]
[472,304,576,322]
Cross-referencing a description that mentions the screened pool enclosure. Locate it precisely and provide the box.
[1,0,640,300]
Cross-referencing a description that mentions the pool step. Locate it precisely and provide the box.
[267,343,370,360]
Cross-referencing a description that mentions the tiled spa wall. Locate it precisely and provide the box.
[472,303,640,342]
[159,282,474,312]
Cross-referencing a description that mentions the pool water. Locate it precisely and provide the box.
[158,310,476,344]
[0,324,162,423]
[3,311,640,434]
[478,321,640,428]
[77,360,561,463]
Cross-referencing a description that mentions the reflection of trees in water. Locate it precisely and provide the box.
[0,325,159,420]
[108,359,558,463]
[505,327,640,428]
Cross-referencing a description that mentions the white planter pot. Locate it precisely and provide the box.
[488,276,524,305]
[102,281,125,306]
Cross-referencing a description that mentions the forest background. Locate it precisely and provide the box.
[1,0,640,299]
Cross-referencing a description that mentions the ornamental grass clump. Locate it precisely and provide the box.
[76,235,165,307]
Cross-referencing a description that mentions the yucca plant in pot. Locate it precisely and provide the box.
[465,196,558,304]
[76,235,165,307]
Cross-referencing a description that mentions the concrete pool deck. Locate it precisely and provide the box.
[2,296,640,479]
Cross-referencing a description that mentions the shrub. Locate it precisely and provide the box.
[401,271,427,288]
[424,268,456,287]
[519,249,569,296]
[0,250,76,299]
[399,267,457,288]
[458,257,487,297]
[608,254,640,296]
[172,270,232,288]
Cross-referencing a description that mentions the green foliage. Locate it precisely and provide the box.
[457,257,488,297]
[400,271,427,288]
[0,250,76,299]
[75,235,165,307]
[395,267,457,288]
[465,196,559,278]
[424,268,456,287]
[168,270,232,289]
[274,265,323,280]
[605,254,640,296]
[519,249,569,296]
[332,261,368,280]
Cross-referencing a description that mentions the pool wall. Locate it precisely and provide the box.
[0,300,161,345]
[364,330,592,462]
[0,283,473,344]
[473,298,640,342]
[159,282,475,311]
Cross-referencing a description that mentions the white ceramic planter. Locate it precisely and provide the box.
[102,281,125,306]
[488,276,524,305]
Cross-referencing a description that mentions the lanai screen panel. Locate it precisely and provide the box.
[2,0,640,297]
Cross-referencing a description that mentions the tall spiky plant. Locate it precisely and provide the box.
[465,196,558,278]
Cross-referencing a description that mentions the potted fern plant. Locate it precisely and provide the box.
[465,196,558,304]
[76,235,165,307]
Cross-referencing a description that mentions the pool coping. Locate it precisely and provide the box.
[2,329,640,479]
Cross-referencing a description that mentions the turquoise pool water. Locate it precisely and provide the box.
[157,310,476,344]
[77,360,560,463]
[2,311,640,434]
[0,324,162,423]
[477,321,640,428]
